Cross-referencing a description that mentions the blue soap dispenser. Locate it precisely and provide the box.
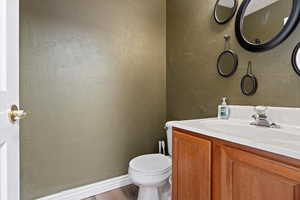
[218,97,230,120]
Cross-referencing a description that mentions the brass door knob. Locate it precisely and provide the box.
[8,105,27,123]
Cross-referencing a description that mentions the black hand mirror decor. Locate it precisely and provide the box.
[292,42,300,76]
[214,0,238,24]
[241,61,258,96]
[235,0,300,52]
[217,35,238,77]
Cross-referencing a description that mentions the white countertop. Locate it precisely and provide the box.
[168,106,300,160]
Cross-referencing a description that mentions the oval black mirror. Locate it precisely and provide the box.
[235,0,300,52]
[217,50,238,77]
[214,0,238,24]
[292,42,300,76]
[241,61,258,96]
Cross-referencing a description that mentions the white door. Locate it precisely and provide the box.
[0,0,22,199]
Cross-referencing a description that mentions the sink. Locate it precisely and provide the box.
[169,106,300,160]
[173,118,300,158]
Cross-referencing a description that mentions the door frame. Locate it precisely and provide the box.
[0,0,20,199]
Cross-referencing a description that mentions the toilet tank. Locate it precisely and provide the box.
[165,121,177,156]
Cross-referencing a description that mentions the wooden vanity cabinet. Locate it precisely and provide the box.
[172,128,300,200]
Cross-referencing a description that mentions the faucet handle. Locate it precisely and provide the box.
[254,106,267,115]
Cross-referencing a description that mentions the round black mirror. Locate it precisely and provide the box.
[292,42,300,76]
[235,0,300,52]
[214,0,238,24]
[217,50,238,77]
[241,61,258,96]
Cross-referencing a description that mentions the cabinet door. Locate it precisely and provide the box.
[172,130,211,200]
[219,145,300,200]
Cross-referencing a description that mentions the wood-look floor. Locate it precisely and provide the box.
[83,185,138,200]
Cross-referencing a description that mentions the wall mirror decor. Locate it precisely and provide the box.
[214,0,238,24]
[235,0,300,52]
[241,61,258,96]
[217,35,238,77]
[292,42,300,76]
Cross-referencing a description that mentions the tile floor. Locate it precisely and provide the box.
[83,184,138,200]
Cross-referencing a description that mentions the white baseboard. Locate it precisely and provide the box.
[37,174,132,200]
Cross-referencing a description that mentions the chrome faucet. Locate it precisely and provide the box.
[250,106,280,128]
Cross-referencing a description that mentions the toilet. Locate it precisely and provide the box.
[128,122,174,200]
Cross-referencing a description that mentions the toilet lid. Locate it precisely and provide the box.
[129,154,172,175]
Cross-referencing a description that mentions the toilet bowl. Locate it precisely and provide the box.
[128,122,175,200]
[129,154,171,200]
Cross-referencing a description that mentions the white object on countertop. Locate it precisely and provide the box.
[218,97,230,120]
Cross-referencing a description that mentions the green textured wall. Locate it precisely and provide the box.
[167,0,300,120]
[20,0,166,199]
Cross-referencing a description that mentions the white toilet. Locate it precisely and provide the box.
[128,122,174,200]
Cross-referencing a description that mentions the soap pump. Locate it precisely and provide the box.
[218,97,230,120]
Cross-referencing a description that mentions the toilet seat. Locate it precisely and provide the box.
[129,154,172,176]
[129,154,172,200]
